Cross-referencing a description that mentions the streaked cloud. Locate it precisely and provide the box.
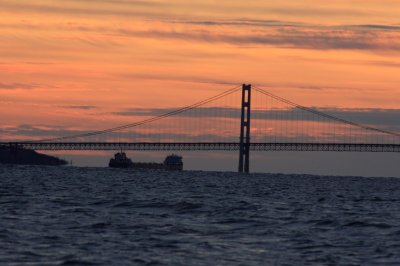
[0,82,41,90]
[124,26,400,51]
[0,124,225,142]
[0,0,394,21]
[113,107,400,130]
[5,20,400,52]
[119,73,240,86]
[2,5,400,52]
[283,56,400,69]
[61,105,98,110]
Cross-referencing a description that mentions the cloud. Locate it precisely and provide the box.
[350,24,400,31]
[0,82,41,90]
[123,27,400,51]
[120,73,240,86]
[0,0,380,20]
[3,11,400,52]
[112,107,400,131]
[0,124,226,142]
[308,108,400,128]
[0,1,168,19]
[283,56,400,69]
[0,124,83,140]
[120,18,400,51]
[2,115,398,144]
[61,105,98,110]
[165,18,304,28]
[64,0,161,5]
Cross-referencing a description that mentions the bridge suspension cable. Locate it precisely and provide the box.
[18,83,399,144]
[34,85,242,142]
[253,86,400,138]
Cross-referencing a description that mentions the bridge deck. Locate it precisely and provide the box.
[2,142,400,152]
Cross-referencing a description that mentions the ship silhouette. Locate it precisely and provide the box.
[109,152,183,171]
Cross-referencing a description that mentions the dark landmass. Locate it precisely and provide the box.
[0,145,67,166]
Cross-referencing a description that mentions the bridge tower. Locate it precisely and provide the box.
[238,84,252,173]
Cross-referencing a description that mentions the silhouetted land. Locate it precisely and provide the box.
[0,145,67,166]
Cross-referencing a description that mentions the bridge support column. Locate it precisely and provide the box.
[238,84,252,173]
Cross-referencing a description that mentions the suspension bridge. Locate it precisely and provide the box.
[2,84,399,173]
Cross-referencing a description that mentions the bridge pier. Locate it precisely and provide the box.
[238,84,252,173]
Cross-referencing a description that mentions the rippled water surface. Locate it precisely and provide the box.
[1,165,400,265]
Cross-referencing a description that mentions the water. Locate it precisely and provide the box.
[1,166,400,265]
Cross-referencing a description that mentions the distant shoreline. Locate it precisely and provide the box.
[0,145,67,166]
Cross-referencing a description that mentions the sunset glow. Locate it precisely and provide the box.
[1,0,400,140]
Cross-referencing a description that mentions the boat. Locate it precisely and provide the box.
[163,154,183,171]
[109,152,183,170]
[108,152,134,168]
[132,154,183,171]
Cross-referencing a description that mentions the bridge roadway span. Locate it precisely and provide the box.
[3,142,400,152]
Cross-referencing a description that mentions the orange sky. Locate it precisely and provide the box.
[1,0,400,141]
